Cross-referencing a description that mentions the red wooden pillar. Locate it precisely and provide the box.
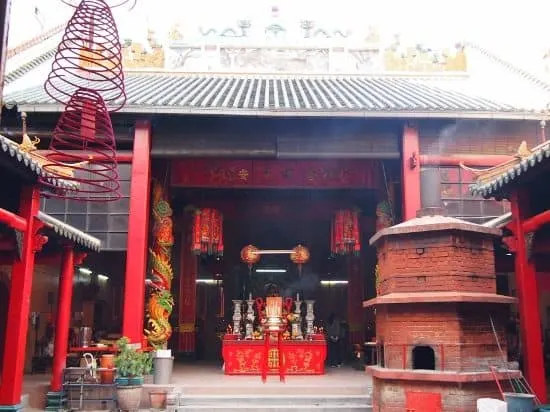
[401,124,421,221]
[122,120,152,343]
[50,245,76,392]
[0,186,42,409]
[510,189,547,403]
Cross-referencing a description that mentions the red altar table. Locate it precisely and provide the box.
[222,335,327,375]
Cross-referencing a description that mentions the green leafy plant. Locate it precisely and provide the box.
[114,337,153,380]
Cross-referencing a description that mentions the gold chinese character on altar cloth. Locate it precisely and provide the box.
[268,348,279,369]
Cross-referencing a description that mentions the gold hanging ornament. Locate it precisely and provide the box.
[290,244,310,275]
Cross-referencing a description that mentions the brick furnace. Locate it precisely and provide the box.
[365,206,519,412]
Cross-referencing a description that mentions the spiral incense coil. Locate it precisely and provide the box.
[61,0,133,8]
[40,87,121,202]
[44,0,126,111]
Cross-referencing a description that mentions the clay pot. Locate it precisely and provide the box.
[99,354,115,384]
[149,391,167,409]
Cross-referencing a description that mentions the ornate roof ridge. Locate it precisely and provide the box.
[470,139,550,199]
[121,69,470,80]
[7,23,64,59]
[466,42,550,94]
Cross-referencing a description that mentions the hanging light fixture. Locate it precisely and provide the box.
[290,244,310,275]
[240,244,260,269]
[331,209,361,256]
[191,208,224,257]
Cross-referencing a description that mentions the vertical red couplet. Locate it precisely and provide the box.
[0,186,41,406]
[401,124,421,221]
[510,190,547,402]
[178,214,198,352]
[122,120,151,343]
[50,245,75,392]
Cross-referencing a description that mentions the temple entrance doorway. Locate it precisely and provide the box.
[173,188,378,363]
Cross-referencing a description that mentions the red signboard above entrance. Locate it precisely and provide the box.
[171,159,381,189]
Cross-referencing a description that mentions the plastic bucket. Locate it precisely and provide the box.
[153,356,174,384]
[503,393,535,412]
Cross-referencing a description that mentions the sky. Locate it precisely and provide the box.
[7,0,550,73]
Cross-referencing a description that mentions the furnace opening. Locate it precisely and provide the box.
[412,345,435,370]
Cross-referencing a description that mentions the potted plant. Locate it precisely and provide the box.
[114,337,152,411]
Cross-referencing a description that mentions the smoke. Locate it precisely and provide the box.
[281,269,320,298]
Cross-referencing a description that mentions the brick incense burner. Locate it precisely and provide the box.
[365,207,519,412]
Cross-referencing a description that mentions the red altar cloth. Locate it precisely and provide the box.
[222,336,327,375]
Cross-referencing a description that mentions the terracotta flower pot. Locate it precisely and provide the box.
[149,391,167,409]
[117,385,142,411]
[99,354,115,384]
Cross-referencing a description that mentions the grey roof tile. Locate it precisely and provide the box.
[0,134,77,191]
[4,72,527,116]
[37,211,101,251]
[470,141,550,199]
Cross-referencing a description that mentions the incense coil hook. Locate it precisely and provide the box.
[40,88,121,202]
[45,0,126,111]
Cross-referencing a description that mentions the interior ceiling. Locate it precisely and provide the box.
[186,188,372,277]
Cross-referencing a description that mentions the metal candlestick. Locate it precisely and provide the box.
[294,295,303,339]
[305,300,315,336]
[232,300,243,335]
[245,299,255,339]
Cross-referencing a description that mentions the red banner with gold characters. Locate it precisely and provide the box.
[171,159,380,189]
[222,338,327,375]
[178,217,198,353]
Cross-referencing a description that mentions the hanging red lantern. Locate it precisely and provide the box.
[290,244,310,274]
[45,0,126,111]
[331,209,361,256]
[191,208,224,256]
[240,245,260,268]
[40,88,120,202]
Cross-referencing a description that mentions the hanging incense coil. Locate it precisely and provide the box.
[40,87,120,202]
[45,0,126,111]
[61,0,133,8]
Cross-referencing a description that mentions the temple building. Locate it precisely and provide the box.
[0,2,550,409]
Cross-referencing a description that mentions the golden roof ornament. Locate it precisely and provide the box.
[10,112,88,181]
[460,140,535,186]
[122,28,165,69]
[19,112,40,152]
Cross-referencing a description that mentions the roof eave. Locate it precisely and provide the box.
[14,103,547,120]
[37,211,102,252]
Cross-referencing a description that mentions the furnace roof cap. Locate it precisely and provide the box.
[369,213,502,246]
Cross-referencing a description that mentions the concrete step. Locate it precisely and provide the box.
[179,394,371,406]
[176,394,372,411]
[177,407,372,411]
[143,384,371,396]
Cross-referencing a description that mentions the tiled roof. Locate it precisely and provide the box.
[0,134,76,191]
[6,24,64,59]
[5,72,539,118]
[37,211,102,251]
[470,141,550,199]
[5,47,57,85]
